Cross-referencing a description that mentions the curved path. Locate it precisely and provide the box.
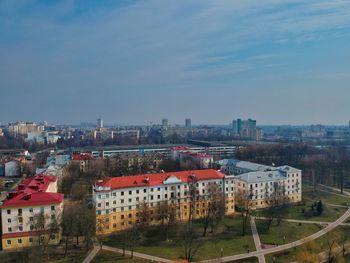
[199,208,350,263]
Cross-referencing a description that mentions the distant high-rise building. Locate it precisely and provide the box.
[232,118,242,135]
[232,118,261,140]
[162,118,168,127]
[97,117,103,128]
[185,118,191,128]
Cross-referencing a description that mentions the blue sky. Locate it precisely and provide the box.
[1,0,350,125]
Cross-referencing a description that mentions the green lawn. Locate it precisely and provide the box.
[256,220,322,245]
[100,216,256,261]
[256,185,349,223]
[265,225,350,263]
[92,251,151,263]
[304,184,350,206]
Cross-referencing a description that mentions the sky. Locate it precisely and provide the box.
[1,0,350,126]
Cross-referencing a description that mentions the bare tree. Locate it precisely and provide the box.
[156,201,177,241]
[201,183,225,237]
[180,225,202,263]
[235,189,253,236]
[265,181,287,230]
[32,210,61,259]
[136,201,151,230]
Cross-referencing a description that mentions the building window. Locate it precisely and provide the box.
[19,217,22,223]
[7,218,11,223]
[18,239,22,244]
[40,207,44,213]
[136,190,139,194]
[143,189,147,193]
[121,191,124,196]
[29,208,33,213]
[19,226,23,231]
[18,209,22,215]
[6,240,11,245]
[29,217,34,222]
[29,238,33,243]
[7,210,11,215]
[8,227,12,232]
[129,190,132,195]
[30,225,34,230]
[51,206,55,211]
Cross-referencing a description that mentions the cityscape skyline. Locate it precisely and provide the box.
[1,1,350,125]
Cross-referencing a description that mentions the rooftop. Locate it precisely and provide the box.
[1,192,63,208]
[95,169,224,191]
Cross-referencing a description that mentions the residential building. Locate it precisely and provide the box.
[185,118,191,128]
[3,160,21,177]
[171,146,214,169]
[0,175,64,250]
[71,152,94,172]
[232,118,262,140]
[97,118,103,129]
[92,169,232,235]
[218,159,302,209]
[8,122,44,138]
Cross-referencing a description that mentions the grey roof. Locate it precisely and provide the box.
[234,170,287,183]
[217,159,274,172]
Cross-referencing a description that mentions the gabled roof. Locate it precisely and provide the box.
[15,174,57,193]
[1,192,63,208]
[95,169,224,190]
[72,153,93,161]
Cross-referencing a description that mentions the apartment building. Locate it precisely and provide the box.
[171,146,214,169]
[0,175,64,250]
[219,159,302,209]
[93,169,233,235]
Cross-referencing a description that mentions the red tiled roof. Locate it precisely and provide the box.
[171,146,191,151]
[15,174,57,193]
[96,169,224,190]
[1,192,64,208]
[72,153,93,161]
[2,230,50,239]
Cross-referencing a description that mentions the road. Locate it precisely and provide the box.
[250,217,266,263]
[199,208,350,263]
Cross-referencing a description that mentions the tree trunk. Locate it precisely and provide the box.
[64,235,69,257]
[203,224,208,237]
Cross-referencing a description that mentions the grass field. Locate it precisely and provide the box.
[100,215,256,261]
[265,225,350,263]
[256,185,349,223]
[256,220,322,245]
[91,251,151,263]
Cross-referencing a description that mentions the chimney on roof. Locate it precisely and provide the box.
[30,185,39,191]
[8,192,18,199]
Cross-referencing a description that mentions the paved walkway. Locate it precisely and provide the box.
[256,216,350,227]
[250,217,266,263]
[82,237,101,263]
[199,208,350,263]
[103,245,173,263]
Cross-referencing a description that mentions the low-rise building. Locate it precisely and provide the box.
[93,169,232,235]
[218,159,302,209]
[0,175,64,250]
[171,147,214,169]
